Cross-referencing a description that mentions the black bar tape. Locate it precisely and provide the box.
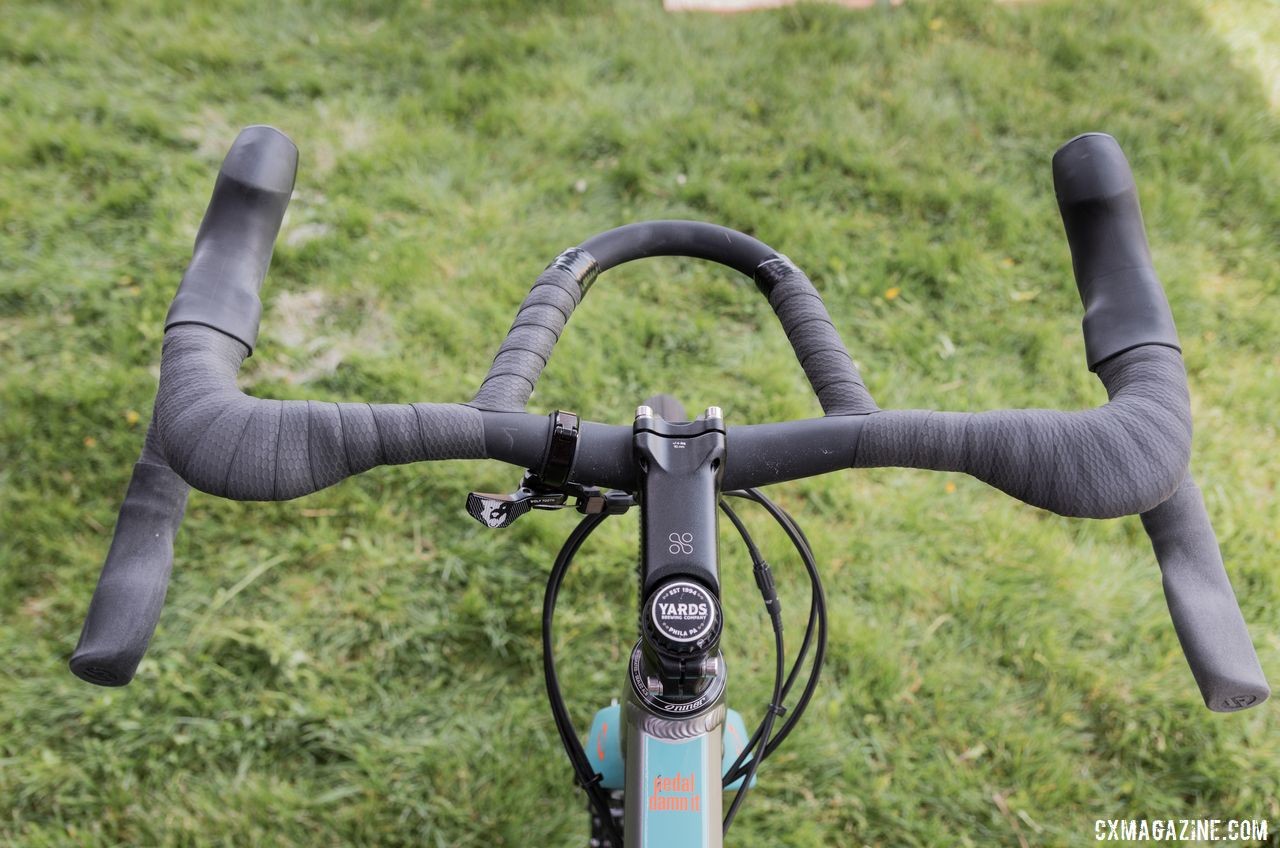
[1053,133,1180,370]
[70,425,190,686]
[1141,475,1270,712]
[755,256,878,416]
[153,325,487,500]
[470,248,597,412]
[164,125,298,353]
[852,345,1190,518]
[473,235,878,415]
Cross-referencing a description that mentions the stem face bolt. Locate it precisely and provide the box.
[636,405,653,420]
[704,406,723,421]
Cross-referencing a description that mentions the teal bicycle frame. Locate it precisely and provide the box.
[586,700,754,847]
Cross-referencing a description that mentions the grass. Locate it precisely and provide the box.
[1,0,1277,845]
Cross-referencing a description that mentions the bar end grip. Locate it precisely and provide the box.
[1140,475,1270,712]
[164,125,298,353]
[1052,133,1180,370]
[70,459,190,686]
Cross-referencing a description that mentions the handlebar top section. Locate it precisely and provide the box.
[473,220,878,416]
[578,220,775,275]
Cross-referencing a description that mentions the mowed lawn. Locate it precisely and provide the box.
[1,1,1277,845]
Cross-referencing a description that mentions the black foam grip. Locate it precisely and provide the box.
[1053,133,1180,370]
[755,256,878,415]
[164,125,298,353]
[70,427,190,686]
[1140,475,1270,712]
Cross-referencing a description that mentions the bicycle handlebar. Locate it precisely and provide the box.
[1143,476,1270,711]
[71,127,1268,713]
[470,222,877,415]
[68,425,189,686]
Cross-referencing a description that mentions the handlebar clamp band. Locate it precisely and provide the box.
[540,410,580,487]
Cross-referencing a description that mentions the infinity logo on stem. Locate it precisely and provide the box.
[668,532,694,555]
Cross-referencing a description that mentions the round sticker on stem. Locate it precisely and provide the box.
[650,581,717,644]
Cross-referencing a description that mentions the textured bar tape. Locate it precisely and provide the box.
[473,247,879,415]
[755,256,878,415]
[470,248,598,412]
[153,325,487,500]
[852,345,1190,518]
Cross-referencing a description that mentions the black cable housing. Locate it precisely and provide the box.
[721,489,828,784]
[723,614,784,833]
[542,512,622,848]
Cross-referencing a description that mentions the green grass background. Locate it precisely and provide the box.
[1,0,1277,845]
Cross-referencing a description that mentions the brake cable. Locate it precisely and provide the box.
[718,497,785,833]
[723,489,828,771]
[718,489,828,789]
[542,511,624,848]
